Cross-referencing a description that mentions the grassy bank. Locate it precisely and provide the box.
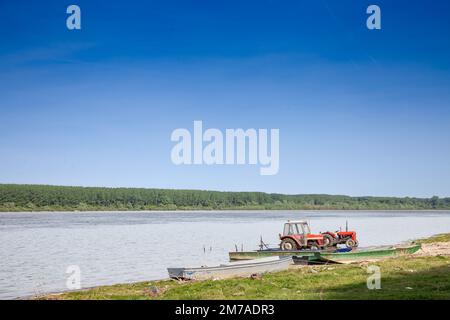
[40,234,450,300]
[2,184,450,211]
[415,233,450,244]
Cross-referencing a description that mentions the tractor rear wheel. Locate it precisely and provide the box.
[322,234,334,247]
[280,238,297,250]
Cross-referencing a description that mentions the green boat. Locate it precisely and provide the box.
[315,244,422,264]
[229,244,422,264]
[229,249,328,261]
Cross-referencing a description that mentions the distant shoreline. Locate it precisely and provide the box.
[2,183,449,212]
[2,209,450,214]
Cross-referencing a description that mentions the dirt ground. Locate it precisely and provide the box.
[416,242,450,256]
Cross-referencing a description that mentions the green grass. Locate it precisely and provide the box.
[415,233,450,244]
[41,255,450,300]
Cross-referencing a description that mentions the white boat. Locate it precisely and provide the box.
[167,256,292,280]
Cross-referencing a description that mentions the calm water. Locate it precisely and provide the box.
[1,210,450,299]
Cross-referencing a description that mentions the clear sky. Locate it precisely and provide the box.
[1,0,449,197]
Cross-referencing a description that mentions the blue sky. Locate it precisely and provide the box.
[0,0,449,197]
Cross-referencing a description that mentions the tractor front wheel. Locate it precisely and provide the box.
[345,239,357,248]
[280,238,297,251]
[309,243,320,251]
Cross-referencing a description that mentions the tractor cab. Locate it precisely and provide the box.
[282,221,310,236]
[279,220,324,250]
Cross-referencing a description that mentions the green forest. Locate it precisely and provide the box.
[0,184,449,211]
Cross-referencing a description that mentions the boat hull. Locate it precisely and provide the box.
[168,256,292,280]
[316,244,422,263]
[229,249,320,261]
[229,244,422,264]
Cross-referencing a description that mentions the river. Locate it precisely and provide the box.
[1,210,450,299]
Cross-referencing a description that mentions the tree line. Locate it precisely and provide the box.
[0,184,449,211]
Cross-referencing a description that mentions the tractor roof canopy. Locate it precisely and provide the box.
[283,220,311,236]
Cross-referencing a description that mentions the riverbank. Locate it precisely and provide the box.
[2,184,450,211]
[37,234,450,300]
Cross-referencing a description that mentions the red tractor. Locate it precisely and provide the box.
[321,222,358,248]
[279,220,325,251]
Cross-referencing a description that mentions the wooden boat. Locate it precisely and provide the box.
[167,256,292,280]
[315,244,422,264]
